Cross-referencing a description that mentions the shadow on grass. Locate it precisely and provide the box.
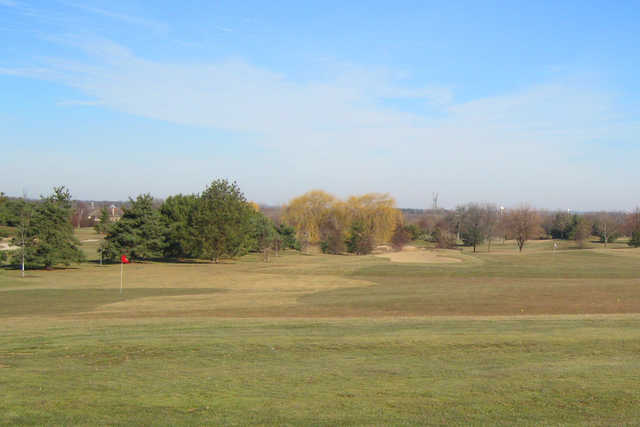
[0,288,226,317]
[150,257,216,264]
[87,258,206,265]
[1,264,81,271]
[88,257,232,265]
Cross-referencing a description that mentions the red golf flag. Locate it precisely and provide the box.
[121,255,130,264]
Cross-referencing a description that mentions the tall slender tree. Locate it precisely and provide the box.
[483,203,499,252]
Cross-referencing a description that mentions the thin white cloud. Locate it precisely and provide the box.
[56,1,167,33]
[56,99,102,106]
[0,0,17,7]
[3,39,639,208]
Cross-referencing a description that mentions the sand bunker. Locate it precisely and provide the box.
[376,249,462,264]
[0,241,19,251]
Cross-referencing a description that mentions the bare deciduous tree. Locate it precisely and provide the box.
[483,203,499,252]
[573,216,592,249]
[625,208,640,247]
[506,205,541,252]
[587,212,625,247]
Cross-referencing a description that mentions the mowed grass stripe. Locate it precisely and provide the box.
[0,288,225,317]
[1,319,639,425]
[354,250,640,279]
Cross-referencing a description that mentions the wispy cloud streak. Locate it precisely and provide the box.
[2,37,639,208]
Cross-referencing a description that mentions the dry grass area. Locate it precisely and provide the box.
[2,229,640,319]
[90,272,374,318]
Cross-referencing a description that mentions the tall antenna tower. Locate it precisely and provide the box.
[432,192,439,210]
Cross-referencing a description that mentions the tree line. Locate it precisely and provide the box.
[0,188,84,269]
[98,179,297,263]
[2,183,640,269]
[401,204,640,252]
[0,181,298,268]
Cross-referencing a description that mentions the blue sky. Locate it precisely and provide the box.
[1,0,639,209]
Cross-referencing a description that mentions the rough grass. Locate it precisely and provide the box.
[2,229,640,425]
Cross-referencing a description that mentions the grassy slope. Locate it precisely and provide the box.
[1,230,640,425]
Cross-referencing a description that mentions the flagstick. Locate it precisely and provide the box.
[120,261,123,295]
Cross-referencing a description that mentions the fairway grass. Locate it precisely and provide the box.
[2,318,640,425]
[2,230,640,425]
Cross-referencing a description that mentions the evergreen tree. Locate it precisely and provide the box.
[193,179,253,263]
[0,196,28,227]
[403,224,421,241]
[550,212,577,240]
[0,192,7,225]
[250,211,276,250]
[345,220,374,255]
[100,194,166,261]
[276,224,299,250]
[160,194,199,258]
[94,207,111,234]
[12,186,84,269]
[249,211,278,261]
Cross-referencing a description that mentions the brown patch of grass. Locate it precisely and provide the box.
[2,242,640,320]
[376,248,462,264]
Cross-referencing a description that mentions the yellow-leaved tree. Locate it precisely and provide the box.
[282,190,337,247]
[282,190,401,251]
[345,193,401,244]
